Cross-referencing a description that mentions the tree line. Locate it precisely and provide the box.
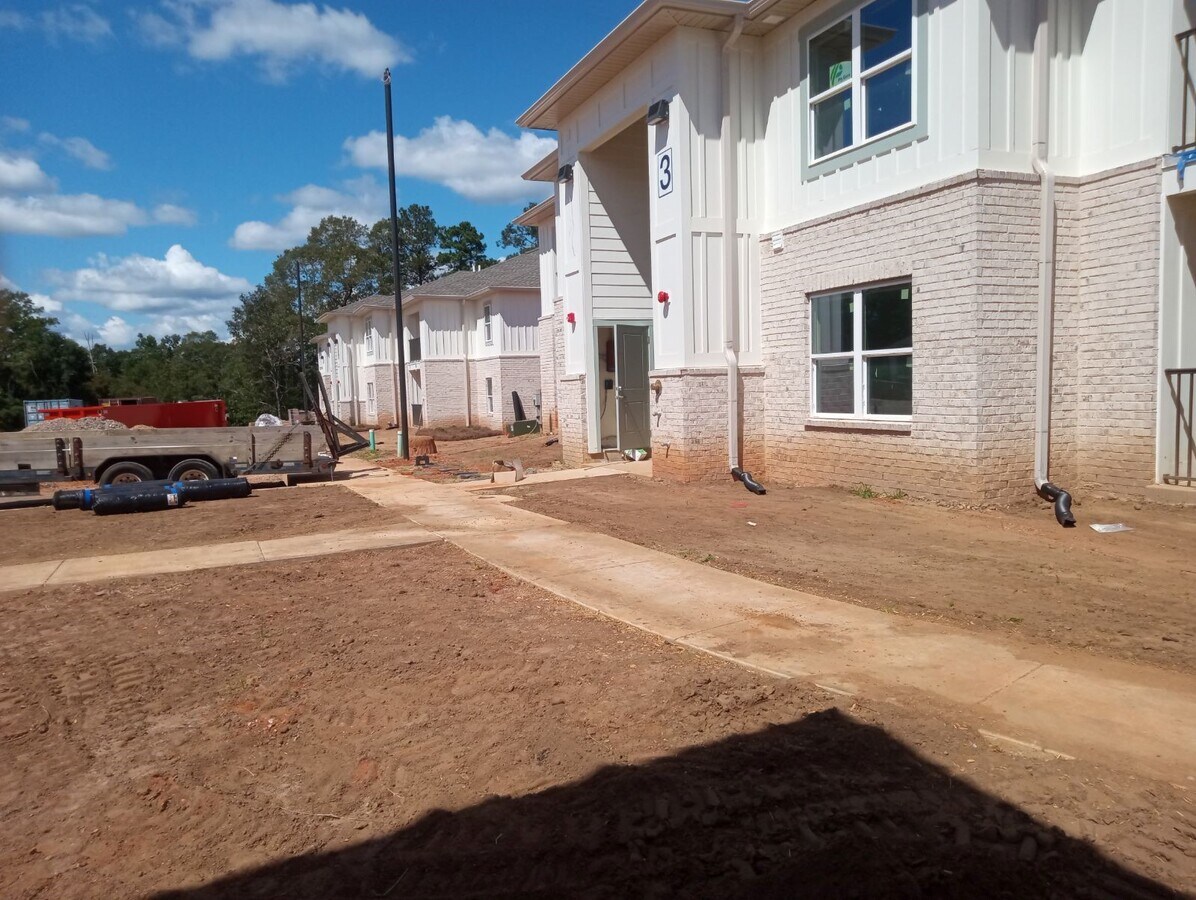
[0,204,538,430]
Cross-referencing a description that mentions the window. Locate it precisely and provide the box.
[365,317,374,356]
[485,377,494,413]
[808,0,914,164]
[366,381,376,418]
[483,304,493,345]
[810,281,912,418]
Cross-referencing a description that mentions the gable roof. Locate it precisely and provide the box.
[516,0,818,131]
[317,251,540,323]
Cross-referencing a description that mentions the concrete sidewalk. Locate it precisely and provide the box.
[0,525,440,591]
[346,473,1196,783]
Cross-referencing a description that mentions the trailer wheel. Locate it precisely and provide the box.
[168,459,219,482]
[100,461,155,486]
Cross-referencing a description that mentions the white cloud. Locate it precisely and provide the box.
[230,174,386,250]
[153,203,197,225]
[38,132,112,170]
[136,0,410,80]
[0,154,55,194]
[41,5,112,43]
[344,117,556,204]
[0,193,151,237]
[0,273,15,290]
[0,5,112,43]
[29,292,63,314]
[1,116,30,132]
[97,316,136,346]
[48,245,253,318]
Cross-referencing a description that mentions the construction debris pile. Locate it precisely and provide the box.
[23,417,129,433]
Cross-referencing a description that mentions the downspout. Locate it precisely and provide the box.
[722,14,746,474]
[461,298,473,427]
[1031,3,1075,526]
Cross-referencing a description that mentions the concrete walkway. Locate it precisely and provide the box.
[0,525,439,591]
[345,473,1196,783]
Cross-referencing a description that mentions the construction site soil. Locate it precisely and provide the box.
[0,541,1190,898]
[508,476,1196,676]
[0,485,400,566]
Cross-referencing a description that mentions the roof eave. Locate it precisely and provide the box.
[514,198,555,226]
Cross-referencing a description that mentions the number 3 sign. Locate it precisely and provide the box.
[657,147,674,198]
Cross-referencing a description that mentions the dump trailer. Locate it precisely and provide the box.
[0,424,342,491]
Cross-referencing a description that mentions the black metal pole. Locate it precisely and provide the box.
[296,260,306,398]
[384,67,411,460]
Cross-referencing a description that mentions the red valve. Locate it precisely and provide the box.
[566,312,576,324]
[657,291,670,303]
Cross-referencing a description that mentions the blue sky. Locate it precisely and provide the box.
[0,0,638,346]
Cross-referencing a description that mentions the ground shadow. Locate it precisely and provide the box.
[154,709,1179,898]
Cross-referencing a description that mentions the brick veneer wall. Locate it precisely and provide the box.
[539,305,561,433]
[422,359,469,426]
[557,375,590,467]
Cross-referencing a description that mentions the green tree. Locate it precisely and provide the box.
[498,201,540,253]
[368,203,439,292]
[436,221,492,273]
[0,289,93,429]
[281,216,383,315]
[227,284,307,420]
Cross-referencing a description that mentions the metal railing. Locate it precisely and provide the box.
[1177,29,1196,152]
[1164,368,1196,486]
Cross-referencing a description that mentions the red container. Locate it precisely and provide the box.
[42,400,228,429]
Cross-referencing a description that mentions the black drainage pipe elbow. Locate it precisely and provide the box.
[1037,482,1076,528]
[731,467,766,495]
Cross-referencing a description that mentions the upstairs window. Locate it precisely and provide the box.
[483,304,493,345]
[810,281,912,419]
[809,0,914,164]
[365,317,375,356]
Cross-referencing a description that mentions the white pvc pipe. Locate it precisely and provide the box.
[1032,2,1055,492]
[722,14,746,471]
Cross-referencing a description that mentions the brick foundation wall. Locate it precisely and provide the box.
[1073,161,1162,496]
[539,308,560,433]
[422,359,469,427]
[650,368,766,482]
[557,375,590,468]
[500,356,542,424]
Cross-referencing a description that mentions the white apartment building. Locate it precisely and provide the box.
[523,0,1196,510]
[314,252,541,431]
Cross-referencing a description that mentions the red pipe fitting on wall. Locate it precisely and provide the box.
[657,291,670,303]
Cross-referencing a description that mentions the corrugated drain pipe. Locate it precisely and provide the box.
[1032,4,1074,526]
[722,14,763,496]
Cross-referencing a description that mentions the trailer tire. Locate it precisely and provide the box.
[168,459,220,482]
[99,461,155,486]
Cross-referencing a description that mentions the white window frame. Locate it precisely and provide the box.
[483,304,493,345]
[366,381,376,418]
[809,278,913,421]
[365,317,374,356]
[807,0,916,167]
[485,377,494,413]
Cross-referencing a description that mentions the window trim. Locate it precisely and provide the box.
[366,381,376,417]
[809,277,913,422]
[483,304,493,345]
[800,0,928,182]
[485,376,494,413]
[365,317,375,356]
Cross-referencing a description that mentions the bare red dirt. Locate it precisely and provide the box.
[372,431,564,483]
[507,476,1196,675]
[0,544,1190,897]
[0,484,401,566]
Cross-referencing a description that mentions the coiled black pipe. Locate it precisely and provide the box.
[53,477,252,511]
[1037,481,1075,527]
[92,486,186,516]
[731,467,766,495]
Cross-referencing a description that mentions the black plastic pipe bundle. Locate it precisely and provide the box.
[92,485,186,516]
[52,477,253,513]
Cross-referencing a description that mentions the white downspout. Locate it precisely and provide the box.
[1031,2,1074,525]
[722,14,746,472]
[461,298,473,427]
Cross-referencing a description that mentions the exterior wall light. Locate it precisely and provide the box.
[647,99,670,126]
[557,164,574,183]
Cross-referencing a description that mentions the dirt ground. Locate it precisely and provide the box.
[0,485,401,566]
[0,541,1191,898]
[507,476,1196,675]
[369,431,564,483]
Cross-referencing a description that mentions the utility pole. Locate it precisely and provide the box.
[383,67,411,460]
[296,260,306,397]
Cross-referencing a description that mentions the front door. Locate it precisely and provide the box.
[615,324,651,450]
